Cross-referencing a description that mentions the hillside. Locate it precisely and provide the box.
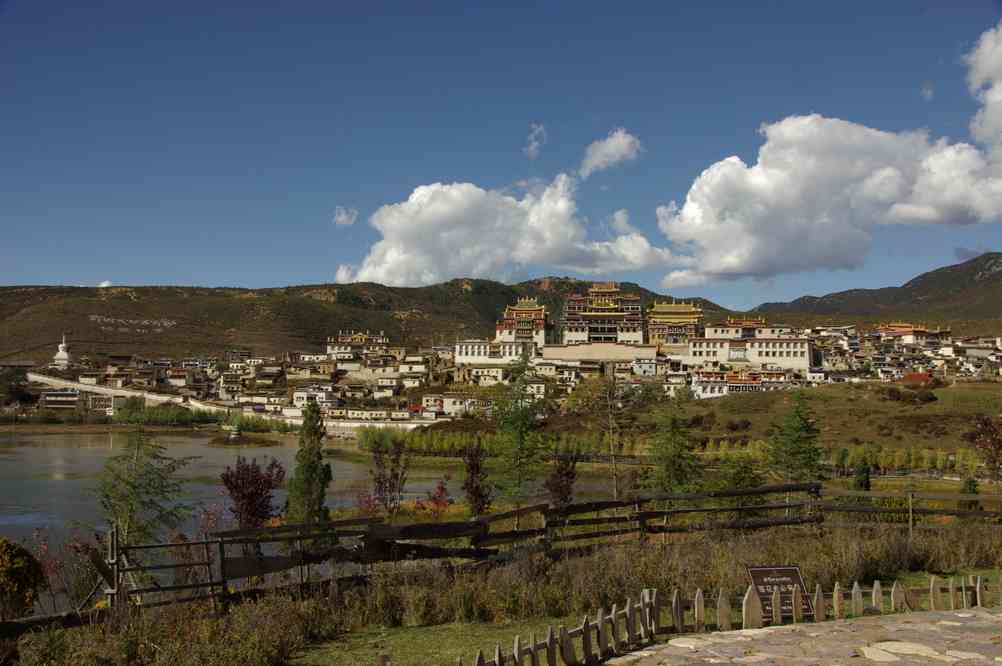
[755,253,1002,329]
[4,253,1001,364]
[0,278,726,363]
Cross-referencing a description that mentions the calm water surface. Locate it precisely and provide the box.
[0,431,614,545]
[0,431,458,543]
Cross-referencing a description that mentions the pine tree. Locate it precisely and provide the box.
[462,438,494,517]
[97,432,195,544]
[648,406,702,494]
[286,401,332,525]
[766,393,823,482]
[494,375,547,514]
[852,461,871,491]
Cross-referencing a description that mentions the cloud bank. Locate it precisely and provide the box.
[338,21,1002,289]
[335,174,680,286]
[656,21,1002,287]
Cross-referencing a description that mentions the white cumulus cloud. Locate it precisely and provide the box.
[338,21,1002,291]
[921,81,935,101]
[655,20,1002,288]
[335,174,680,286]
[97,280,113,288]
[579,128,643,179]
[333,206,359,226]
[609,209,636,234]
[523,123,547,160]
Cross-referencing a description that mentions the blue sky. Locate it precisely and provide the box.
[3,2,1002,309]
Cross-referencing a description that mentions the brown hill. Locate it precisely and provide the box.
[0,279,726,363]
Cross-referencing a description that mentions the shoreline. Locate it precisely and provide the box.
[0,423,217,435]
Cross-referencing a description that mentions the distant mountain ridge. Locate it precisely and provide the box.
[2,254,999,364]
[0,277,725,362]
[755,252,1002,322]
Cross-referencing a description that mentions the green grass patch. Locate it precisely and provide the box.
[296,616,576,666]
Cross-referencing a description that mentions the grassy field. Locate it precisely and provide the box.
[295,615,577,666]
[681,381,1002,452]
[297,566,1002,665]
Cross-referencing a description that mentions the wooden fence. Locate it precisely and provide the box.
[95,482,1002,610]
[6,481,1002,640]
[377,574,1002,665]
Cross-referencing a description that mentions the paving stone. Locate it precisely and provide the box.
[618,610,1002,665]
[859,646,900,662]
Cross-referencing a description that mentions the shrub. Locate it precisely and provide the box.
[0,539,46,621]
[17,594,345,666]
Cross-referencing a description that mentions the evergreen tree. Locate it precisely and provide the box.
[493,374,548,517]
[648,406,702,494]
[960,476,982,513]
[286,401,332,524]
[766,393,823,482]
[97,432,196,544]
[462,438,494,517]
[852,461,872,491]
[834,447,850,478]
[543,450,580,511]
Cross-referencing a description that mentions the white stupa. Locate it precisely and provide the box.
[52,333,72,370]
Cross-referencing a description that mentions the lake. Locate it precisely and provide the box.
[0,430,614,545]
[0,430,462,544]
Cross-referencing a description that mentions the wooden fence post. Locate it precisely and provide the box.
[105,525,117,609]
[891,581,907,612]
[581,615,593,663]
[742,585,763,629]
[792,586,802,623]
[529,632,540,666]
[960,577,969,609]
[625,597,637,644]
[976,577,985,608]
[513,635,524,666]
[558,625,576,666]
[851,581,863,617]
[872,580,883,613]
[813,584,826,622]
[474,650,486,666]
[596,608,609,657]
[609,604,622,654]
[635,598,648,642]
[671,589,684,633]
[832,583,844,619]
[217,537,228,608]
[717,590,732,631]
[649,589,661,635]
[494,643,504,666]
[948,578,957,610]
[929,576,941,611]
[771,587,781,626]
[545,627,557,666]
[694,588,705,632]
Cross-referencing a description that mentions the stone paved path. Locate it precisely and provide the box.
[608,609,1002,665]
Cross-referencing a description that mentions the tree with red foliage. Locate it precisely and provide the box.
[968,415,1002,482]
[416,476,452,521]
[220,457,286,530]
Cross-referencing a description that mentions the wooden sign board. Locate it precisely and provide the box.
[747,565,814,624]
